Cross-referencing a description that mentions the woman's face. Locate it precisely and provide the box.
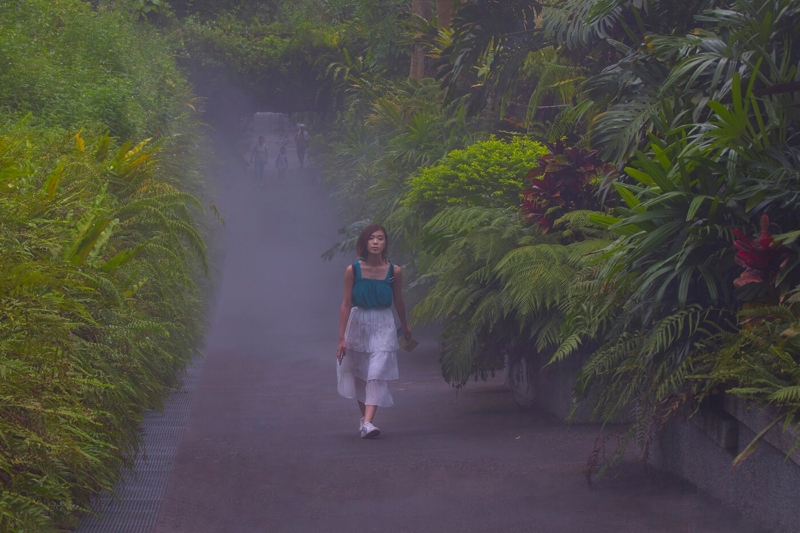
[367,231,387,256]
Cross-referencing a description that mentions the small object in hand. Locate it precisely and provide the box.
[397,329,419,352]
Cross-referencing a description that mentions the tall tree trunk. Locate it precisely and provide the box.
[410,0,432,80]
[437,0,453,28]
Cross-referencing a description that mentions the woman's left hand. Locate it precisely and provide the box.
[400,325,412,341]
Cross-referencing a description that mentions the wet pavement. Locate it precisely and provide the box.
[115,118,762,533]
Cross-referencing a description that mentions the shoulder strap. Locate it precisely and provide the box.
[387,263,395,283]
[353,261,361,281]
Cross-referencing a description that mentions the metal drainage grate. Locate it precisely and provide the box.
[76,356,205,533]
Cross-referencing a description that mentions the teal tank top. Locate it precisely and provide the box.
[352,261,394,309]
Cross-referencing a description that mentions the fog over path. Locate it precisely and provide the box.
[153,115,760,533]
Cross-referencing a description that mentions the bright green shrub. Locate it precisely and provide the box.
[403,137,548,215]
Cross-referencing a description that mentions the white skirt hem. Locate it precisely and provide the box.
[337,307,399,407]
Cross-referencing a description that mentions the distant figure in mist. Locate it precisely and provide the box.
[275,146,289,179]
[250,135,268,184]
[294,125,309,167]
[337,225,412,438]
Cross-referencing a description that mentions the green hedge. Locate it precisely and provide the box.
[178,14,344,112]
[0,1,209,530]
[402,137,549,216]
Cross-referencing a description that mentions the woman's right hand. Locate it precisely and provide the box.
[337,340,347,364]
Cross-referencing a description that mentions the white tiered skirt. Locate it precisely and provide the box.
[337,307,399,407]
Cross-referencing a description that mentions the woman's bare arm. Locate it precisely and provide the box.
[392,265,412,339]
[337,265,355,361]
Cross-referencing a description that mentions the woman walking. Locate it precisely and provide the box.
[337,224,412,438]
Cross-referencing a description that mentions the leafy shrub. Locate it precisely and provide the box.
[0,1,192,139]
[0,1,210,530]
[320,78,482,259]
[413,206,610,388]
[0,124,207,532]
[552,1,800,476]
[403,137,548,215]
[694,297,800,467]
[521,142,612,229]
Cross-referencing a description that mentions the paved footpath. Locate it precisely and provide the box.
[149,119,762,533]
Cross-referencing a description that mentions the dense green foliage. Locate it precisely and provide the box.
[170,0,799,485]
[174,0,411,113]
[404,0,800,476]
[0,1,209,529]
[413,207,609,387]
[693,299,800,467]
[4,1,798,526]
[178,13,342,112]
[0,1,191,139]
[404,138,548,215]
[320,76,484,260]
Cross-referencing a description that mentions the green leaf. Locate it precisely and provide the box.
[629,219,685,259]
[589,213,621,228]
[632,151,677,192]
[677,268,693,308]
[745,190,767,212]
[686,195,711,221]
[611,209,678,230]
[624,167,656,187]
[733,417,781,470]
[99,246,143,273]
[614,183,641,208]
[774,230,800,245]
[94,132,111,161]
[66,216,111,266]
[639,191,686,210]
[43,162,65,197]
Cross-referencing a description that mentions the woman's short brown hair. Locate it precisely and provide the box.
[356,224,389,260]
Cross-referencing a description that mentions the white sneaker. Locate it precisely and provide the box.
[359,417,365,431]
[360,422,380,439]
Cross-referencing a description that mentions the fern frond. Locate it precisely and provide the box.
[769,386,800,405]
[640,306,711,361]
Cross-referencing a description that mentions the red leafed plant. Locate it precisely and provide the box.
[732,214,791,288]
[521,142,613,229]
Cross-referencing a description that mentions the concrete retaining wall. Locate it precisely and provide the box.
[653,413,800,533]
[507,351,594,422]
[509,353,800,532]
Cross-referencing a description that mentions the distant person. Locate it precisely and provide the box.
[250,135,268,184]
[337,224,412,438]
[275,146,289,179]
[294,125,309,167]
